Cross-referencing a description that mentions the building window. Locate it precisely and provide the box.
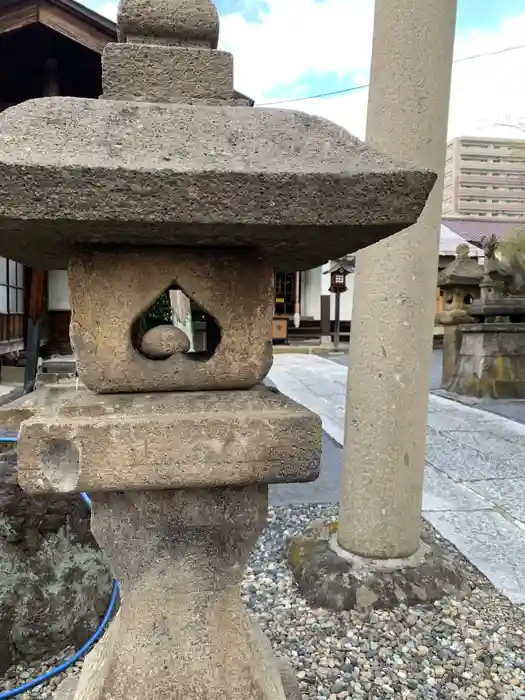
[0,257,24,314]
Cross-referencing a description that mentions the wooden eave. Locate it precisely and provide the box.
[0,0,256,102]
[0,0,116,53]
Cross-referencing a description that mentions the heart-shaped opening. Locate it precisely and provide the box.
[131,284,222,363]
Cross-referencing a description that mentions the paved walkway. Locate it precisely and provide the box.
[268,354,525,606]
[330,348,525,426]
[0,383,22,407]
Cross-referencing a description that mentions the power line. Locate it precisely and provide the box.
[260,83,367,105]
[256,43,525,106]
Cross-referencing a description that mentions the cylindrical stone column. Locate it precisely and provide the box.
[339,0,457,558]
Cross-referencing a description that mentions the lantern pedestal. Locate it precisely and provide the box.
[15,385,318,700]
[72,486,291,700]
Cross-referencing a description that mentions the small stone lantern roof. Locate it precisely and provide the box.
[0,0,436,271]
[437,244,484,289]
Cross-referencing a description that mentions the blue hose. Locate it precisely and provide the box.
[0,436,120,698]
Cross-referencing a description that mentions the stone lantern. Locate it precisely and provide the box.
[436,243,483,388]
[324,259,354,350]
[448,239,525,398]
[437,244,483,319]
[327,261,353,294]
[0,0,435,697]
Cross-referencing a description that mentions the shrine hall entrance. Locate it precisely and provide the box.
[273,272,302,343]
[274,272,301,317]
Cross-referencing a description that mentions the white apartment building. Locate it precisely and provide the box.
[443,136,525,219]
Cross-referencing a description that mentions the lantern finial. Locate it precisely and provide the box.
[117,0,220,48]
[456,243,469,259]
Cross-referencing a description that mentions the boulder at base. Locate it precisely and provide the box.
[0,449,113,674]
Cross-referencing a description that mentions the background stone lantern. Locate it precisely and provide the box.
[436,243,483,388]
[327,263,351,294]
[324,259,354,351]
[0,0,435,696]
[448,237,525,398]
[438,244,482,317]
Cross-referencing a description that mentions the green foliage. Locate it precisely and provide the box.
[498,228,525,263]
[497,228,525,295]
[139,292,173,334]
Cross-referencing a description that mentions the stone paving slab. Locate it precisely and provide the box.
[268,354,525,605]
[425,431,525,481]
[467,478,525,523]
[426,510,525,605]
[435,387,525,426]
[422,465,492,513]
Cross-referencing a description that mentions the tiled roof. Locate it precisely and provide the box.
[442,218,525,244]
[440,224,482,256]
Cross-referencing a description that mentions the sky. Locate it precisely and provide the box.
[88,0,525,141]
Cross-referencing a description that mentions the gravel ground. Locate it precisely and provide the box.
[3,503,525,699]
[246,505,525,700]
[1,649,81,698]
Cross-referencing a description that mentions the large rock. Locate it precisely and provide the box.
[0,450,113,674]
[287,518,471,612]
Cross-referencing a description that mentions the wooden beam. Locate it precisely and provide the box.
[320,295,331,339]
[39,0,111,53]
[0,2,38,35]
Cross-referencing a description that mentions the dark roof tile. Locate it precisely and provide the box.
[442,218,525,243]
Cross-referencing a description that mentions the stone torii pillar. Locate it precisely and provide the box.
[287,0,468,616]
[0,0,435,696]
[340,0,458,558]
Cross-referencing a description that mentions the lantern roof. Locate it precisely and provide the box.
[324,259,355,275]
[437,244,484,289]
[0,0,436,271]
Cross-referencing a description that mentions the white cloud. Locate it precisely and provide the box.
[96,0,525,141]
[97,1,117,20]
[219,0,374,97]
[218,0,373,138]
[449,14,525,139]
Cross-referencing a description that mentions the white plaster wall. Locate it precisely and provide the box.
[47,270,70,311]
[334,272,355,321]
[321,262,332,295]
[301,267,322,319]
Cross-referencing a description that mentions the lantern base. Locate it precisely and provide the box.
[70,486,294,700]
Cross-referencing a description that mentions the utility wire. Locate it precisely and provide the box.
[256,43,525,106]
